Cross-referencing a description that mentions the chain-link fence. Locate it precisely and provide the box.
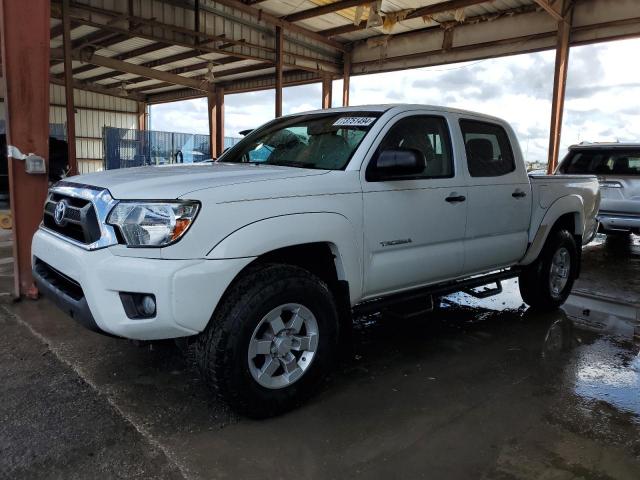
[103,127,242,170]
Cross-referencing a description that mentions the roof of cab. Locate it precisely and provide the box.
[289,104,508,124]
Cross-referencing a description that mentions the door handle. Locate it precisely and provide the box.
[512,190,527,198]
[445,194,466,203]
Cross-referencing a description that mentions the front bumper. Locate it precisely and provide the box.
[32,228,253,340]
[598,212,640,232]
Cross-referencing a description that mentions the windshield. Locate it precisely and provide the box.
[560,149,640,176]
[217,112,381,170]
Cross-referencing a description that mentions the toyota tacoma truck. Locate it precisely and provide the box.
[32,105,600,417]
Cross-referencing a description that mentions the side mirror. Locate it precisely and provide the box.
[370,148,425,180]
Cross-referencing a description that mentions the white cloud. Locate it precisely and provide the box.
[149,37,640,164]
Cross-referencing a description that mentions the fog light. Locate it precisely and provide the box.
[141,295,156,316]
[119,292,157,319]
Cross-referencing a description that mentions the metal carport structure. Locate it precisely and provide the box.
[0,0,639,296]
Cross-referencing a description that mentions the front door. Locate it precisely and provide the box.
[362,114,468,298]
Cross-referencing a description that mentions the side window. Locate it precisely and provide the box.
[374,116,453,179]
[460,120,515,177]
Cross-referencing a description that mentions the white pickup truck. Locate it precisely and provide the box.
[32,105,600,417]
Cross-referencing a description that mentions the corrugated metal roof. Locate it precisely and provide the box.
[259,0,537,41]
[49,0,639,99]
[75,66,114,79]
[97,38,158,57]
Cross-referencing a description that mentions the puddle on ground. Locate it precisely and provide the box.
[440,276,640,420]
[571,337,640,420]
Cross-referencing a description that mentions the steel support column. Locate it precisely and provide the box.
[342,53,350,107]
[275,26,283,118]
[208,93,216,158]
[547,3,573,174]
[0,0,51,297]
[62,0,78,176]
[215,87,225,156]
[208,88,225,158]
[322,76,332,109]
[137,102,147,131]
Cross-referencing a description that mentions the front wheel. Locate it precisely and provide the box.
[519,229,578,311]
[195,264,339,418]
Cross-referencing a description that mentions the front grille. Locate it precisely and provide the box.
[33,258,84,301]
[42,192,101,244]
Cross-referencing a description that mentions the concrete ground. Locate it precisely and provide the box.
[1,234,639,480]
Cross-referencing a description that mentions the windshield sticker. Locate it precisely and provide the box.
[333,117,376,127]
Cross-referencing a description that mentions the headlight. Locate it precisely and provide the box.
[107,201,199,247]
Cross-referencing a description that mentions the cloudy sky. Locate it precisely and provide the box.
[149,37,640,165]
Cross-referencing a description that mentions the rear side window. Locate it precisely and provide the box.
[560,150,640,176]
[374,115,453,179]
[460,120,515,177]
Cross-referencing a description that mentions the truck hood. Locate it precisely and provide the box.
[65,163,328,199]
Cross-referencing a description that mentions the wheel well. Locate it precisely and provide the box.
[252,243,340,285]
[551,212,575,233]
[551,212,581,244]
[248,242,352,333]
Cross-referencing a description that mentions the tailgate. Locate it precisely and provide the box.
[598,175,640,215]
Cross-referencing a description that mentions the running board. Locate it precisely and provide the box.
[384,295,435,320]
[353,269,519,316]
[463,281,503,299]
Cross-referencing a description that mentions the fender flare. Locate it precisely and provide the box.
[207,212,363,302]
[520,194,584,265]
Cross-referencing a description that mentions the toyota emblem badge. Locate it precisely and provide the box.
[54,200,68,225]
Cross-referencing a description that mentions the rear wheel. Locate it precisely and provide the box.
[195,263,339,418]
[519,229,578,311]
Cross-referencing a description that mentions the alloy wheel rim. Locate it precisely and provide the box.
[247,303,319,389]
[549,247,571,298]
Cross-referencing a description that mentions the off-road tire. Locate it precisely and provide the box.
[195,263,339,418]
[519,229,578,311]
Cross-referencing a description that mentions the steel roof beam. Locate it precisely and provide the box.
[284,0,373,23]
[80,49,237,84]
[50,47,216,92]
[49,75,145,100]
[89,55,252,87]
[54,35,161,78]
[124,61,273,92]
[145,69,320,103]
[534,0,565,22]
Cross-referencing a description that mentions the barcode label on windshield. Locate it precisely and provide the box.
[333,117,376,127]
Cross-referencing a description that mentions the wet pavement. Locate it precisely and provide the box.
[1,234,639,479]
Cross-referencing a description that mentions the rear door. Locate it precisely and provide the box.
[459,117,531,274]
[361,112,468,297]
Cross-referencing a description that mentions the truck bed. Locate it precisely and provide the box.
[528,174,600,246]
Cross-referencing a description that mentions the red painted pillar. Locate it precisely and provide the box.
[0,0,51,297]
